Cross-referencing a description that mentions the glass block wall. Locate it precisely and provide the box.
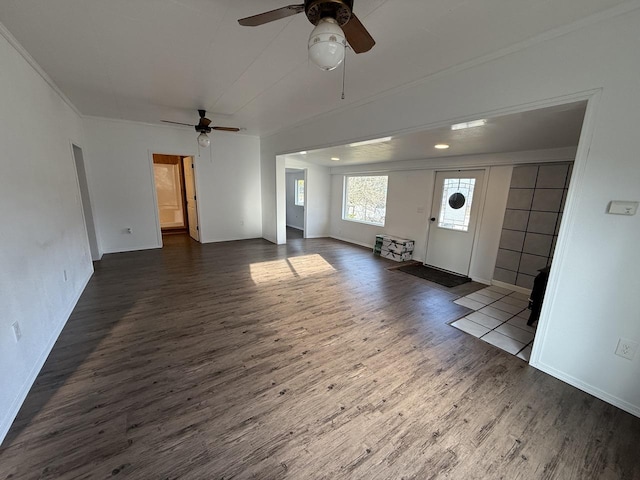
[493,162,573,290]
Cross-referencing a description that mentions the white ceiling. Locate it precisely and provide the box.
[282,101,587,166]
[0,0,626,135]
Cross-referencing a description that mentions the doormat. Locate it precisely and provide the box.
[394,264,472,288]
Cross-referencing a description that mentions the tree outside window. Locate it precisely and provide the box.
[342,175,388,226]
[295,179,304,206]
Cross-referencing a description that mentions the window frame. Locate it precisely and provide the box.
[436,177,477,232]
[342,174,389,227]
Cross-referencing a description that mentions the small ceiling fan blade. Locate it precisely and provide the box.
[342,13,375,53]
[238,4,305,26]
[200,117,212,127]
[212,126,241,132]
[162,120,196,127]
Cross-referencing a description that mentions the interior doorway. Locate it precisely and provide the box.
[72,144,100,260]
[152,154,200,243]
[285,168,305,240]
[425,170,485,276]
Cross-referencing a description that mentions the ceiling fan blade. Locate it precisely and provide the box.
[212,126,241,132]
[162,120,196,127]
[200,118,212,127]
[238,4,305,26]
[342,13,375,54]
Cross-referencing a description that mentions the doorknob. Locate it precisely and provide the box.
[430,217,436,222]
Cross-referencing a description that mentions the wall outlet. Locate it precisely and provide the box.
[615,338,639,360]
[12,322,22,342]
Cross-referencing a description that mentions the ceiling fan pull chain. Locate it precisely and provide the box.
[341,49,347,100]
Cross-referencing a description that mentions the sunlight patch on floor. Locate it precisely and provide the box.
[249,254,336,284]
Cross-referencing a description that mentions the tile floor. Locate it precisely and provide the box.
[451,285,535,361]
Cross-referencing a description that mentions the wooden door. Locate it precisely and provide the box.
[182,156,200,242]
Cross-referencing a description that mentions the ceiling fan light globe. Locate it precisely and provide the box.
[197,132,211,148]
[308,18,346,71]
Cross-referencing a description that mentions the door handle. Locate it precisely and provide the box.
[430,217,436,222]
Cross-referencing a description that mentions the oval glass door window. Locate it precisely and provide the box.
[437,178,476,231]
[448,192,466,210]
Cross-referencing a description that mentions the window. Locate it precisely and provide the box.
[437,178,476,231]
[295,179,304,206]
[343,175,388,226]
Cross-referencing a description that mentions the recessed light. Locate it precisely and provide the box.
[451,119,487,130]
[434,144,450,150]
[298,151,307,155]
[348,136,392,147]
[331,157,340,161]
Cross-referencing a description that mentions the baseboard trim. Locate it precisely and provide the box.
[286,224,304,231]
[0,268,93,445]
[530,359,640,418]
[471,277,492,285]
[491,279,532,296]
[104,244,161,254]
[329,235,373,250]
[328,236,428,262]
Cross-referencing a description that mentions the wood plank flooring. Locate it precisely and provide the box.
[1,235,639,479]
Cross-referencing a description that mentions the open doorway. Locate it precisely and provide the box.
[285,168,305,240]
[152,154,200,244]
[71,144,100,260]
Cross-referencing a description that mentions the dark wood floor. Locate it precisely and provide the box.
[286,226,303,240]
[1,236,638,479]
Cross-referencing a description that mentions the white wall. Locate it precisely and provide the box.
[285,171,305,230]
[198,132,262,243]
[283,158,331,239]
[330,169,434,259]
[468,166,512,284]
[0,29,92,442]
[261,8,640,416]
[83,118,262,253]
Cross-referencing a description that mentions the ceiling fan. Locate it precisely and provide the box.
[238,0,375,71]
[162,110,240,148]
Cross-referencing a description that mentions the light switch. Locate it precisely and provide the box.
[607,201,638,216]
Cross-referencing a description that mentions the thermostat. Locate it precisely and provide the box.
[607,201,638,216]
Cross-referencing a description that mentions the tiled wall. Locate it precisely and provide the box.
[493,163,572,290]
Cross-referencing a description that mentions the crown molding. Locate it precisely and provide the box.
[0,20,82,117]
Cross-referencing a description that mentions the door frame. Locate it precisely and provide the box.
[424,167,490,276]
[285,167,308,239]
[282,160,311,242]
[69,141,102,260]
[152,154,189,233]
[148,149,200,247]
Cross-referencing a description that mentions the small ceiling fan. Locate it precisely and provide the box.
[162,110,240,147]
[238,0,375,71]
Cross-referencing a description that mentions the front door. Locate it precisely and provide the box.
[425,170,485,276]
[182,156,200,242]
